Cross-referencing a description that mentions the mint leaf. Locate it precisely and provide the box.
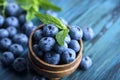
[38,0,61,11]
[26,7,35,21]
[56,29,69,46]
[35,12,67,29]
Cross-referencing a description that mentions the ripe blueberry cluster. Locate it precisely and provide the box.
[32,24,83,65]
[0,3,36,72]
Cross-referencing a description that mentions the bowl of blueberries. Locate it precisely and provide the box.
[28,24,83,80]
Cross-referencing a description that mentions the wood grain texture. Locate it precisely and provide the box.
[0,0,120,80]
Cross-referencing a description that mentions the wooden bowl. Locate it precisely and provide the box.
[28,24,83,80]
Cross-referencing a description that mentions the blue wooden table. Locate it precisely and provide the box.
[1,0,120,80]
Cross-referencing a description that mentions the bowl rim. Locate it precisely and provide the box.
[29,24,83,68]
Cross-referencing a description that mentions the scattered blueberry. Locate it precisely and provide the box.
[22,21,34,32]
[12,57,27,72]
[68,40,80,53]
[5,3,20,16]
[55,42,68,54]
[9,44,24,57]
[61,48,76,64]
[65,35,71,44]
[70,26,83,40]
[0,29,9,39]
[7,26,17,37]
[39,37,55,52]
[0,38,12,50]
[44,52,60,65]
[1,52,15,66]
[43,24,58,37]
[33,75,47,80]
[22,21,36,37]
[19,14,26,25]
[5,17,19,28]
[79,56,92,70]
[0,15,5,27]
[13,33,28,46]
[33,29,43,41]
[82,27,94,41]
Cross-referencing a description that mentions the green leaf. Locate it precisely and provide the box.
[56,29,69,46]
[26,8,35,21]
[38,0,61,11]
[35,12,67,29]
[16,0,30,5]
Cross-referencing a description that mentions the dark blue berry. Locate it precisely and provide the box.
[19,14,26,25]
[44,52,60,65]
[9,44,24,57]
[1,52,15,66]
[33,44,43,58]
[43,24,58,37]
[61,48,76,64]
[68,40,80,52]
[12,57,27,72]
[7,26,17,37]
[70,26,83,40]
[0,38,12,50]
[32,75,47,80]
[13,33,28,46]
[0,15,5,27]
[65,35,71,44]
[0,29,9,39]
[33,29,43,41]
[5,3,20,16]
[79,56,92,70]
[39,37,55,52]
[22,21,33,32]
[5,17,19,28]
[82,27,94,41]
[55,42,68,54]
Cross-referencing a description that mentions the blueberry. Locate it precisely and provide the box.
[7,26,17,37]
[0,29,9,39]
[0,15,5,27]
[44,52,60,65]
[13,33,28,46]
[82,27,94,41]
[61,48,76,64]
[5,3,20,16]
[65,35,71,44]
[79,56,92,70]
[19,14,26,25]
[9,44,24,57]
[55,42,68,54]
[33,75,47,80]
[32,44,43,58]
[12,57,27,72]
[5,17,19,28]
[46,10,58,17]
[70,26,83,40]
[33,29,43,41]
[43,24,58,37]
[1,52,15,66]
[68,40,80,53]
[0,38,12,50]
[22,21,33,32]
[39,37,55,52]
[22,21,35,37]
